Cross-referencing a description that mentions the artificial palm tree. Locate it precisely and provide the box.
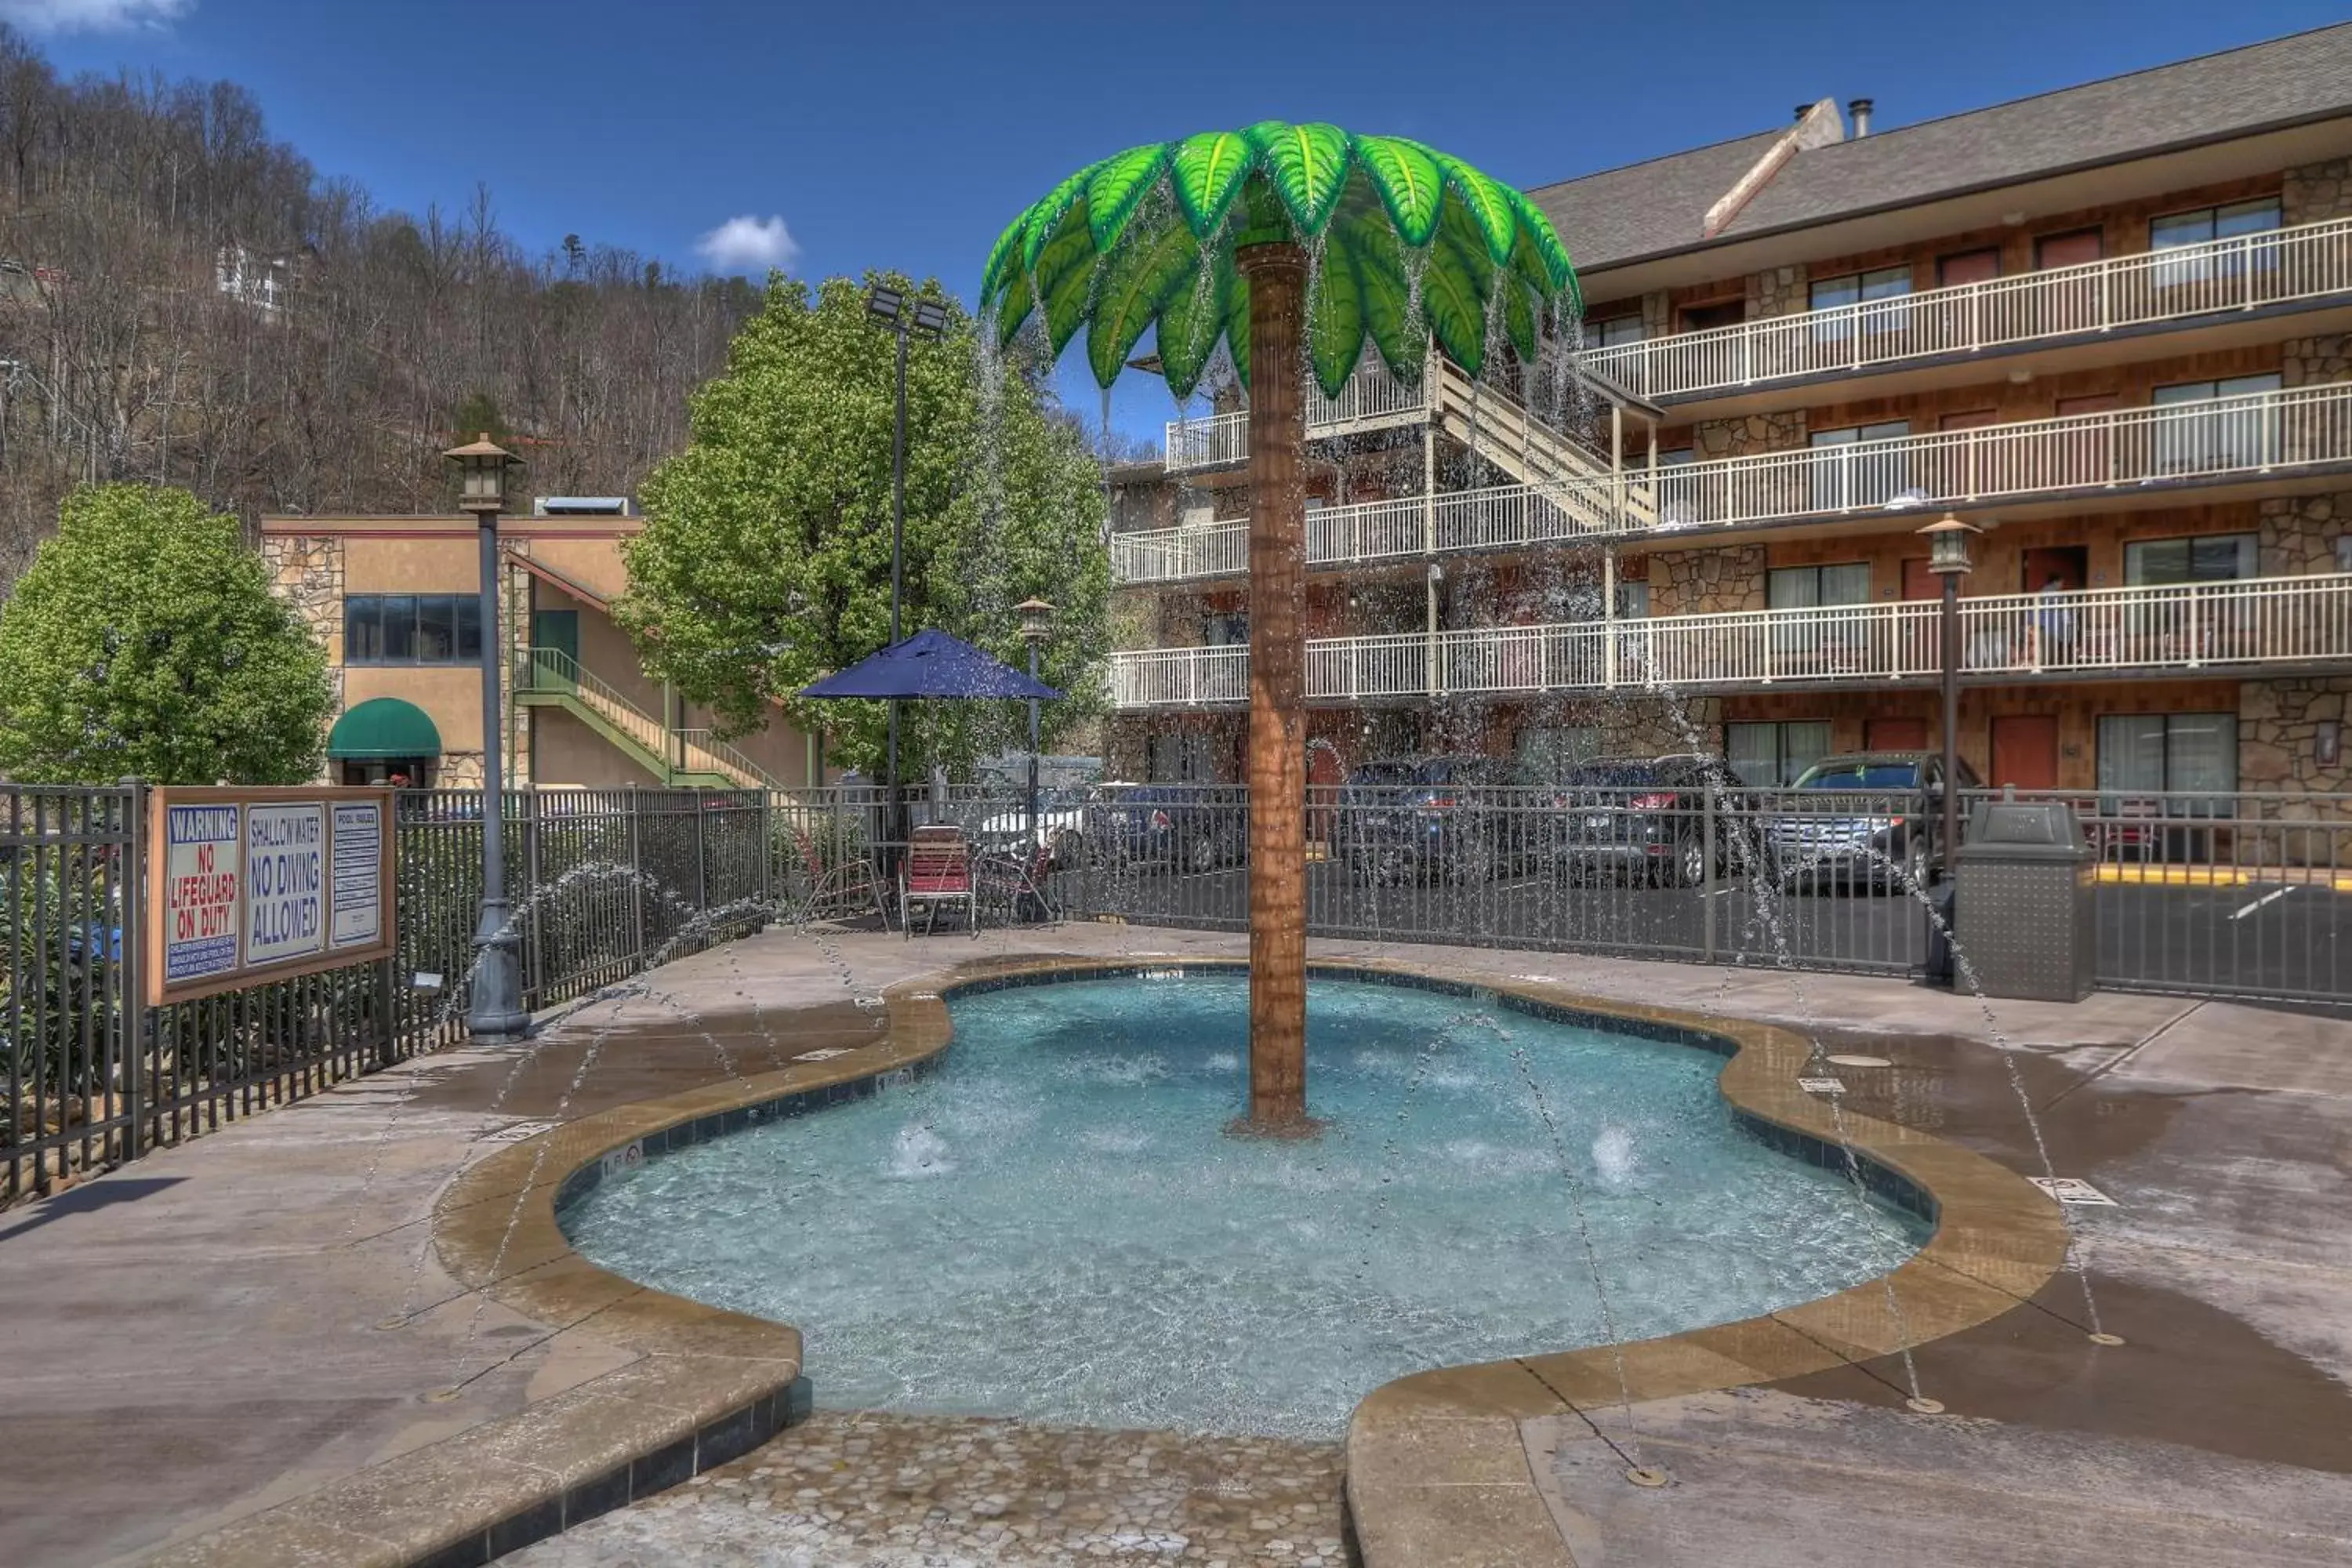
[983,124,1582,1131]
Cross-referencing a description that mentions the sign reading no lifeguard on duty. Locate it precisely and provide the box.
[146,786,397,1005]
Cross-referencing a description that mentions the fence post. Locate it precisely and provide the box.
[523,787,544,1007]
[695,790,710,910]
[118,777,146,1164]
[375,954,397,1072]
[626,785,647,964]
[1701,786,1718,965]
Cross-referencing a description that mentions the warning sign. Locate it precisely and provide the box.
[162,802,243,985]
[147,786,397,1004]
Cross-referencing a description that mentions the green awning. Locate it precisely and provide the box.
[328,698,442,760]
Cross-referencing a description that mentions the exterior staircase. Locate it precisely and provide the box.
[513,648,785,790]
[1427,353,1658,534]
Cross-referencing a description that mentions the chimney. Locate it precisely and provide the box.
[1849,98,1875,137]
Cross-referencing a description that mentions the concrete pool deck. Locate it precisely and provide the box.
[2,920,2349,1566]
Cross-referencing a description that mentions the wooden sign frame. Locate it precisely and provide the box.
[145,785,398,1007]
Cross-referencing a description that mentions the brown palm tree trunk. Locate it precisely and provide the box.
[1237,241,1309,1131]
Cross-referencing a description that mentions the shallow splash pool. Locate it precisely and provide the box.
[559,971,1927,1438]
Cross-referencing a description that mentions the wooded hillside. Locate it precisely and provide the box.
[0,24,758,579]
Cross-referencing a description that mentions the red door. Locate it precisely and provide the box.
[1901,557,1939,601]
[1939,248,2001,287]
[1991,714,2060,791]
[2035,230,2103,270]
[1868,717,1931,751]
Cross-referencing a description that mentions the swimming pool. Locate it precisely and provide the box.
[558,970,1926,1438]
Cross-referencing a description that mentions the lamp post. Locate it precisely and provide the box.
[1017,597,1054,857]
[445,433,528,1040]
[1918,514,1982,880]
[864,283,949,839]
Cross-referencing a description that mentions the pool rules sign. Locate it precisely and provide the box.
[147,786,397,1004]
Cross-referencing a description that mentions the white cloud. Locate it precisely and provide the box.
[0,0,194,33]
[695,214,797,276]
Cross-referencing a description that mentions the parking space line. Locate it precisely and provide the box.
[2229,886,2295,921]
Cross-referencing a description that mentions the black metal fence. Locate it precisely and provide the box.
[13,777,2347,1202]
[4,784,773,1204]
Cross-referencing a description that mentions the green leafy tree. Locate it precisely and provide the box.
[0,485,333,783]
[616,270,1111,776]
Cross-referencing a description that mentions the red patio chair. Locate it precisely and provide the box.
[789,826,890,930]
[900,825,978,938]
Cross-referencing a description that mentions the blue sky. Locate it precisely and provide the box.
[9,0,2347,437]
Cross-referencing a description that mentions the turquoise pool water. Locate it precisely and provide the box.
[559,972,1926,1438]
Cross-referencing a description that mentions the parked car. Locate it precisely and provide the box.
[1348,754,1545,884]
[1085,783,1248,874]
[1763,752,1981,891]
[977,786,1096,867]
[1556,754,1741,886]
[1330,760,1422,866]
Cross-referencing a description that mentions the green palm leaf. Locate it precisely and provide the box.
[1439,154,1519,267]
[1352,135,1444,249]
[1307,243,1367,399]
[1507,187,1579,306]
[1421,227,1490,377]
[982,209,1030,313]
[1032,205,1100,354]
[1157,250,1232,398]
[1169,131,1254,238]
[1330,206,1423,381]
[1022,160,1102,274]
[1087,223,1200,388]
[1501,271,1539,365]
[993,270,1035,348]
[1225,265,1251,389]
[1086,144,1171,253]
[1247,121,1350,240]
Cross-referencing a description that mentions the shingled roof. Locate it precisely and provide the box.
[1532,21,2352,274]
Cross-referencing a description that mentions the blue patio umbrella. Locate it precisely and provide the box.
[800,628,1061,702]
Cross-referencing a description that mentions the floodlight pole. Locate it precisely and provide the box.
[1236,241,1312,1134]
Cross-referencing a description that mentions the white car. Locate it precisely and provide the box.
[978,784,1122,867]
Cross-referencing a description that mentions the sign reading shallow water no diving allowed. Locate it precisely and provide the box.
[147,786,397,1005]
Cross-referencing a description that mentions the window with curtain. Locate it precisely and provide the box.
[1726,720,1832,787]
[1807,422,1911,514]
[2151,198,2282,285]
[2151,374,2281,472]
[2123,533,2258,586]
[1809,266,1911,340]
[2097,713,2237,811]
[1201,612,1248,647]
[1584,314,1645,349]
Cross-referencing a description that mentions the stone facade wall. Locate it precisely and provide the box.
[1639,291,1672,339]
[2281,332,2352,389]
[1746,265,1808,320]
[2258,493,2350,577]
[2283,158,2352,225]
[1692,409,1806,461]
[1646,544,1766,615]
[263,533,345,699]
[2239,678,2351,811]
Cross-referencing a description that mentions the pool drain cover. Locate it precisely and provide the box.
[2028,1177,2118,1206]
[1625,1466,1669,1488]
[1905,1396,1945,1414]
[1797,1076,1846,1095]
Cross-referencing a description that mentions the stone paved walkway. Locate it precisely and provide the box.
[509,1412,1346,1568]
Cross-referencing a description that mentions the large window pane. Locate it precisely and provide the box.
[416,595,456,662]
[1727,723,1779,787]
[454,595,483,661]
[2166,714,2237,797]
[2097,715,2166,793]
[378,595,417,662]
[1783,721,1831,782]
[345,597,382,663]
[2126,533,2256,586]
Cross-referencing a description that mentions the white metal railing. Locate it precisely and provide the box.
[1583,216,2352,401]
[1107,574,2352,707]
[1111,483,1628,585]
[1163,364,1427,470]
[1120,386,2352,586]
[1640,383,2352,534]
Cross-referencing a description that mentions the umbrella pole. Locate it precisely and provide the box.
[1236,241,1312,1134]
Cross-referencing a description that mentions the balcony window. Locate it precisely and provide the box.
[345,593,483,665]
[1584,313,1645,349]
[2151,374,2281,473]
[1807,420,1911,512]
[2151,198,2281,288]
[2097,712,2237,814]
[1768,563,1871,668]
[2123,533,2256,586]
[1809,267,1911,340]
[1201,612,1248,647]
[1727,720,1831,788]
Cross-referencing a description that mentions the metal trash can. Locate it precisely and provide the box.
[1955,796,2096,1002]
